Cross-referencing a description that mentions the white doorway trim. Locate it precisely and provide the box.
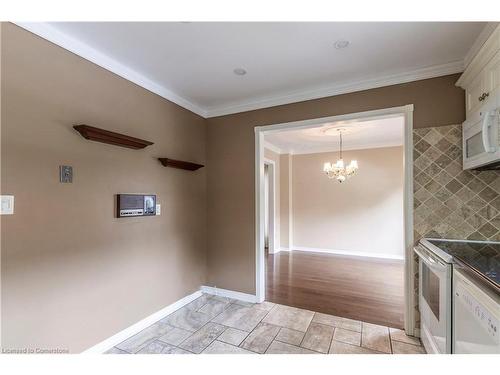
[254,104,415,335]
[263,158,276,254]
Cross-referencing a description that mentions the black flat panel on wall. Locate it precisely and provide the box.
[117,194,156,218]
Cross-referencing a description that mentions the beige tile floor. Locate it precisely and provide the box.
[107,294,426,354]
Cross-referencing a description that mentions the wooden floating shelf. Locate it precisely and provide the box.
[158,158,204,171]
[73,124,154,150]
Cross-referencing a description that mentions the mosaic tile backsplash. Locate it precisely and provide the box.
[412,124,500,329]
[413,124,500,242]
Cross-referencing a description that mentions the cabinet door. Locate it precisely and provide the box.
[485,50,500,95]
[466,73,486,116]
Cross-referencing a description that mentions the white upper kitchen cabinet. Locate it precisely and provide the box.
[457,25,500,119]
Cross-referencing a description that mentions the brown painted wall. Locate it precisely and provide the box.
[206,74,465,294]
[1,24,207,352]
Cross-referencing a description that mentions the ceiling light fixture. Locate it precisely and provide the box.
[233,68,247,76]
[334,40,350,49]
[323,129,358,183]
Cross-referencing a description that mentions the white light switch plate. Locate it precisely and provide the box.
[156,204,161,215]
[1,195,14,215]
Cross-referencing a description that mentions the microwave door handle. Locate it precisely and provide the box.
[481,110,494,153]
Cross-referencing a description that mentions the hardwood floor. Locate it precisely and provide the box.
[265,250,405,329]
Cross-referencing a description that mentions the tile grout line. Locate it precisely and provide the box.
[168,297,215,349]
[391,339,422,347]
[267,338,328,355]
[327,327,336,354]
[207,300,276,353]
[261,324,282,354]
[220,324,251,347]
[297,320,311,348]
[389,329,424,348]
[297,318,333,354]
[180,321,227,354]
[175,321,208,350]
[360,322,363,348]
[388,328,394,354]
[154,338,196,354]
[167,294,231,352]
[236,305,276,353]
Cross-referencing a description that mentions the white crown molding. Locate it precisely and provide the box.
[263,141,282,154]
[16,22,468,119]
[205,60,464,117]
[457,24,500,87]
[14,22,207,118]
[264,139,403,155]
[289,140,403,155]
[463,22,499,69]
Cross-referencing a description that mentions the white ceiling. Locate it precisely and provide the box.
[264,116,404,154]
[18,22,489,117]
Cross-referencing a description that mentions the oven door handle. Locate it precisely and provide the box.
[414,246,448,271]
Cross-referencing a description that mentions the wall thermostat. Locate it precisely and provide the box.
[117,194,156,218]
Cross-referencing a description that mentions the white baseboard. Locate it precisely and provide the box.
[292,246,404,260]
[82,290,203,354]
[271,247,291,254]
[201,286,258,303]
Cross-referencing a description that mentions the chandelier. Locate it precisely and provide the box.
[323,129,359,183]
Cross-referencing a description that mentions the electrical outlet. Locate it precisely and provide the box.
[155,204,161,215]
[1,195,14,215]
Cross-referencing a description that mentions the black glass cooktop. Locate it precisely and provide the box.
[427,239,500,288]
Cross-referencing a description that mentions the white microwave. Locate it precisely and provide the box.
[463,91,500,170]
